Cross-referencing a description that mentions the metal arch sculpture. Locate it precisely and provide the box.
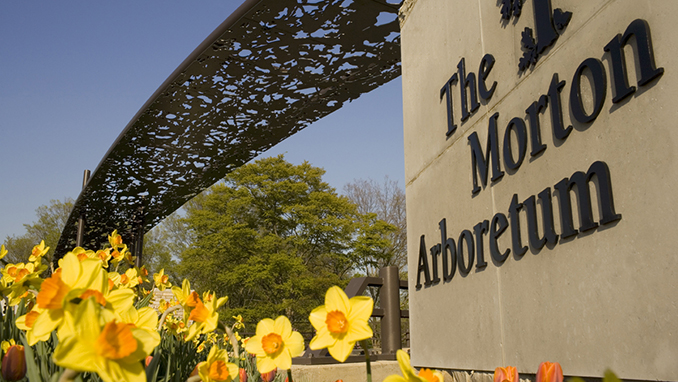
[55,0,403,259]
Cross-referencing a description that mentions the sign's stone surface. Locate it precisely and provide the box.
[401,0,677,379]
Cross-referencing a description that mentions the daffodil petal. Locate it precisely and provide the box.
[397,349,419,381]
[325,286,350,314]
[32,309,63,338]
[256,318,275,337]
[347,318,373,343]
[273,350,292,370]
[285,331,305,358]
[107,289,135,313]
[309,326,335,350]
[256,354,278,374]
[59,253,80,286]
[53,336,97,372]
[348,296,373,322]
[134,307,158,332]
[308,305,328,330]
[384,376,408,382]
[328,337,355,362]
[245,335,265,357]
[274,315,292,339]
[98,357,146,382]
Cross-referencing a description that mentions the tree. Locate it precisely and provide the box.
[143,211,192,286]
[178,155,389,332]
[343,177,407,277]
[3,198,73,265]
[344,177,408,349]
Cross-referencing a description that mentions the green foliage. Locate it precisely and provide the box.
[2,198,73,266]
[144,331,207,382]
[178,156,392,332]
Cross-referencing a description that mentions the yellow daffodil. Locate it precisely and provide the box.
[1,262,34,284]
[1,339,16,353]
[153,269,171,291]
[384,350,444,382]
[29,253,110,344]
[232,315,245,330]
[109,268,140,289]
[1,244,8,260]
[185,291,228,341]
[245,316,304,373]
[16,306,50,344]
[197,346,238,382]
[53,298,159,382]
[138,266,150,283]
[108,230,124,249]
[95,249,112,267]
[308,286,373,362]
[29,240,49,263]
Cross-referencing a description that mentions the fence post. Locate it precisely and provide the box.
[379,266,401,356]
[75,170,90,248]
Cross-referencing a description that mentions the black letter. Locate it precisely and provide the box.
[457,230,475,276]
[416,235,432,288]
[547,73,572,141]
[458,57,480,122]
[440,73,459,136]
[430,244,441,284]
[490,213,510,264]
[523,189,559,251]
[474,220,489,269]
[469,112,504,195]
[478,54,497,100]
[503,117,528,171]
[525,95,548,157]
[554,161,622,239]
[570,58,607,124]
[439,219,457,282]
[509,194,528,257]
[604,19,664,103]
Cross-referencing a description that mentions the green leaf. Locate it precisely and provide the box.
[20,332,43,382]
[136,290,154,309]
[603,370,622,382]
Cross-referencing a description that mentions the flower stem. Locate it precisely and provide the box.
[287,368,294,382]
[58,369,79,382]
[360,340,372,382]
[157,304,181,331]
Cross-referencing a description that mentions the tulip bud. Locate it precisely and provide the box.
[494,366,518,382]
[145,356,153,367]
[261,369,276,382]
[239,368,248,382]
[536,362,563,382]
[1,345,27,381]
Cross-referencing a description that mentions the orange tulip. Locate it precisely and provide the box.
[261,369,276,382]
[536,362,563,382]
[145,356,153,367]
[1,344,27,381]
[494,366,518,382]
[239,368,248,382]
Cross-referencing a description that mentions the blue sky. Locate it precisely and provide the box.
[0,1,404,240]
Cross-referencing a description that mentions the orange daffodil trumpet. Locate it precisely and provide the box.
[245,316,305,373]
[197,345,239,382]
[494,366,519,382]
[384,349,444,382]
[536,362,563,382]
[308,285,373,362]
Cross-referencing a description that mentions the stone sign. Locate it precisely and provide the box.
[401,0,677,379]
